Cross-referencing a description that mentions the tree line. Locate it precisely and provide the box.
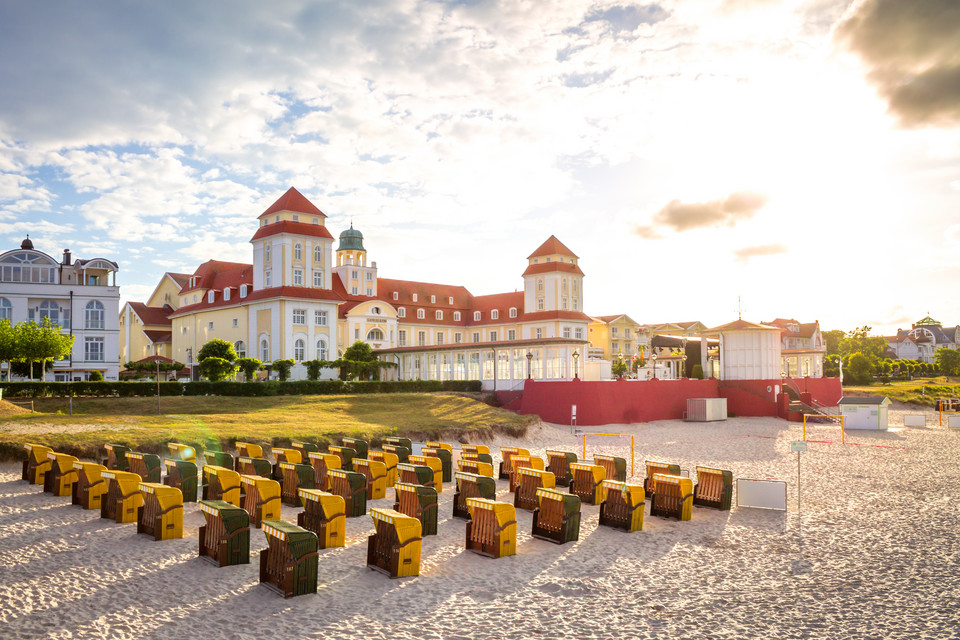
[822,325,958,384]
[0,318,75,381]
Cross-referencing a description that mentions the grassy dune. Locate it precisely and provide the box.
[843,376,960,407]
[0,393,536,461]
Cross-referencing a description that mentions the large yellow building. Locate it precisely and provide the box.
[587,314,641,361]
[123,188,591,389]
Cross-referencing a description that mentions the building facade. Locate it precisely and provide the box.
[764,318,826,378]
[587,314,640,361]
[885,316,959,363]
[1,237,120,380]
[127,188,591,388]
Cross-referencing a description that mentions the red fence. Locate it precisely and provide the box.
[515,377,842,426]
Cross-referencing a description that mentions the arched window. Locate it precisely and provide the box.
[314,246,322,262]
[0,297,12,321]
[367,328,384,341]
[317,338,328,360]
[294,338,305,362]
[38,300,60,325]
[234,340,246,358]
[85,300,104,329]
[260,338,269,361]
[295,243,302,261]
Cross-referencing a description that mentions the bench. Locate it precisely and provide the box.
[198,499,250,567]
[368,451,399,487]
[166,442,196,463]
[465,499,516,558]
[102,443,130,472]
[649,474,693,521]
[22,443,53,485]
[408,455,443,493]
[598,480,645,532]
[203,449,234,469]
[425,442,453,482]
[326,468,367,517]
[271,447,303,481]
[354,458,388,500]
[126,452,161,483]
[422,446,453,483]
[397,463,435,489]
[163,459,198,502]
[593,455,627,482]
[137,482,183,540]
[202,465,242,506]
[532,488,581,545]
[307,452,341,491]
[341,437,369,460]
[644,461,681,499]
[382,443,410,464]
[100,470,143,523]
[693,466,733,511]
[43,452,79,497]
[328,445,357,472]
[291,441,319,460]
[278,462,315,506]
[393,482,438,536]
[237,456,272,479]
[458,453,494,478]
[545,450,578,487]
[297,489,346,549]
[569,463,606,505]
[240,474,281,527]
[514,467,556,511]
[260,521,319,598]
[366,508,422,579]
[462,444,490,456]
[498,446,530,480]
[234,442,264,469]
[72,462,108,510]
[508,455,544,493]
[453,471,497,520]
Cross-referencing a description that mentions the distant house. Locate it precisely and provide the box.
[764,318,826,378]
[885,316,959,363]
[588,314,641,361]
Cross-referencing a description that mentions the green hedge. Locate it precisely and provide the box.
[0,379,482,398]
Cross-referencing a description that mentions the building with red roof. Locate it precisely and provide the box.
[124,187,591,385]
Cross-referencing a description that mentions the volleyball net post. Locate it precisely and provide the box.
[802,414,846,444]
[581,433,635,477]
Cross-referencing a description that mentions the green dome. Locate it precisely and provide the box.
[337,223,365,251]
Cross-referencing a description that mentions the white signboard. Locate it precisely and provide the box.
[949,415,960,429]
[790,441,807,452]
[736,479,787,511]
[571,405,577,420]
[903,414,926,427]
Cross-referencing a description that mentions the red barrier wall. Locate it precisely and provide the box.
[514,376,843,426]
[516,378,720,426]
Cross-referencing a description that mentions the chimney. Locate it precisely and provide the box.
[62,249,72,265]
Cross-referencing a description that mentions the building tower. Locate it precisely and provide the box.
[334,223,378,297]
[522,235,584,314]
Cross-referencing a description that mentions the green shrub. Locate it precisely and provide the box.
[89,370,104,382]
[691,364,704,380]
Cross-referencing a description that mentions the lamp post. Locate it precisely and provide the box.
[651,352,658,379]
[572,349,580,380]
[155,345,161,415]
[526,350,533,379]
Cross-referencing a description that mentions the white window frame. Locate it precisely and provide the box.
[509,307,517,318]
[294,269,303,286]
[417,309,425,319]
[84,337,104,362]
[294,338,305,362]
[293,309,306,325]
[85,300,105,330]
[474,311,481,321]
[315,310,327,326]
[398,307,406,318]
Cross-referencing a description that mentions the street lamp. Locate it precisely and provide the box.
[155,344,161,415]
[572,349,580,380]
[651,352,658,379]
[526,350,533,379]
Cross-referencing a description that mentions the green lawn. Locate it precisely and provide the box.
[843,376,960,407]
[0,393,536,461]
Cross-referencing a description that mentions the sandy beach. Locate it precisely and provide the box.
[2,408,958,640]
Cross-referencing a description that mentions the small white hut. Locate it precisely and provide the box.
[838,396,891,430]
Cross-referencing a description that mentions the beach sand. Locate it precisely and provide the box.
[1,408,958,639]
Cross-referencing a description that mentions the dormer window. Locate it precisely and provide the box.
[393,292,399,301]
[412,293,418,302]
[207,291,215,303]
[275,215,280,223]
[417,309,425,319]
[431,295,436,303]
[453,311,461,321]
[534,259,539,264]
[312,217,319,225]
[509,307,517,318]
[224,288,231,301]
[474,311,481,321]
[398,307,406,318]
[436,310,443,320]
[240,284,248,298]
[448,297,453,304]
[292,215,299,222]
[491,310,499,320]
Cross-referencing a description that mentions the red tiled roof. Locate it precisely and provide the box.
[517,310,594,323]
[765,318,820,338]
[129,302,173,326]
[179,260,253,294]
[167,273,191,288]
[170,285,344,318]
[377,278,473,309]
[258,187,326,219]
[143,330,172,343]
[593,314,624,324]
[521,262,584,277]
[527,235,578,259]
[250,221,335,242]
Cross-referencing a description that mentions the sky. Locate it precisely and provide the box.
[1,0,959,336]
